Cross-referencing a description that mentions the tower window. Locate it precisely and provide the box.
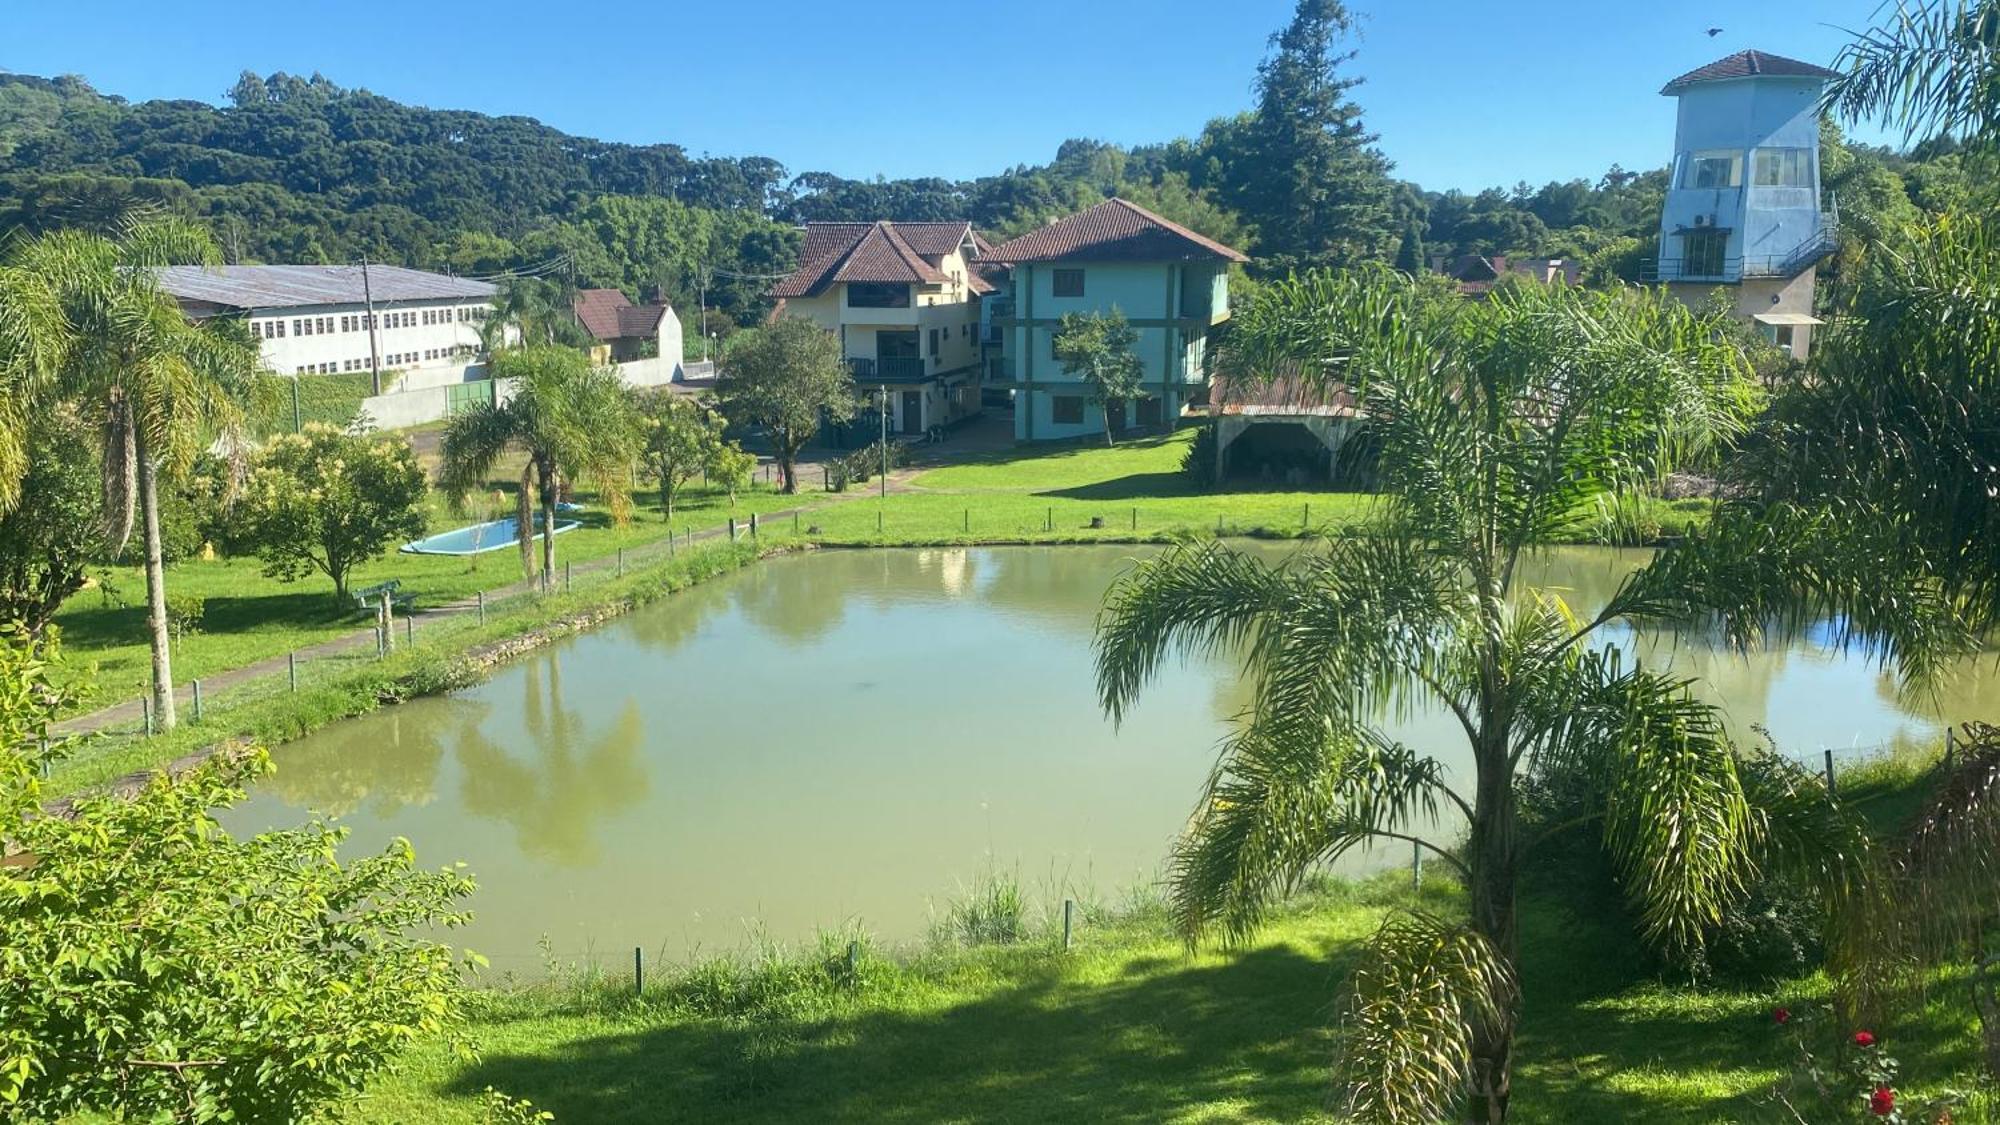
[1682,149,1743,189]
[1753,148,1812,188]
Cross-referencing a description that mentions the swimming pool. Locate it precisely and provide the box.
[400,510,582,556]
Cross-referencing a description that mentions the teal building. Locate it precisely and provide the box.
[979,199,1247,441]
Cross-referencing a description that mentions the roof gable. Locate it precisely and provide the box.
[769,220,964,298]
[573,287,668,341]
[1660,50,1840,95]
[977,198,1249,265]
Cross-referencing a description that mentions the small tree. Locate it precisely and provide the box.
[0,407,99,635]
[717,318,854,493]
[635,391,727,519]
[710,443,756,506]
[0,631,476,1120]
[1052,309,1144,445]
[236,424,428,601]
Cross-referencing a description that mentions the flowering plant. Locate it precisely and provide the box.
[1763,1003,1960,1123]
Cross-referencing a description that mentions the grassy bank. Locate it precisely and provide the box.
[46,536,774,795]
[356,841,1995,1124]
[50,482,802,717]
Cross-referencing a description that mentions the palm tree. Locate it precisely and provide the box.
[1827,0,2000,147]
[1093,270,1788,1121]
[438,345,637,585]
[6,218,264,730]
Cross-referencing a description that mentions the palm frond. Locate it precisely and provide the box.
[437,401,521,507]
[1170,724,1465,944]
[1334,912,1516,1125]
[1829,0,2000,146]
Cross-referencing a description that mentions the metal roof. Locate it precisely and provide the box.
[154,265,497,312]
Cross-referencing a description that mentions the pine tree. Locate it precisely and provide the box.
[1238,0,1397,268]
[1393,219,1426,275]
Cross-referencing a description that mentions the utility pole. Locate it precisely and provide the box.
[360,257,384,395]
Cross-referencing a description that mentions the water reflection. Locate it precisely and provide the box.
[455,655,649,865]
[228,545,2000,960]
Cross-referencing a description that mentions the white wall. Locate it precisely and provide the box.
[250,298,491,376]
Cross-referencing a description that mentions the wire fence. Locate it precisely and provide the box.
[50,513,788,786]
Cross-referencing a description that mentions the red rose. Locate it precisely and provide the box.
[1772,1007,1790,1025]
[1869,1085,1895,1116]
[1854,1030,1877,1048]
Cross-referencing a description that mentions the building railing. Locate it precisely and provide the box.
[1642,215,1839,283]
[846,356,928,382]
[987,297,1016,319]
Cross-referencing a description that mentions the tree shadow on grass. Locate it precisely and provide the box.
[1039,472,1205,501]
[448,943,1354,1124]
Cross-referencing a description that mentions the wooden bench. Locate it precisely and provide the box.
[351,580,416,616]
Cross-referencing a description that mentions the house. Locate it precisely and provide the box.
[978,198,1248,442]
[156,264,498,386]
[573,288,685,378]
[1434,254,1582,296]
[768,221,991,435]
[1649,49,1840,358]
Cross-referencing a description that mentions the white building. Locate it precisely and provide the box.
[156,264,499,384]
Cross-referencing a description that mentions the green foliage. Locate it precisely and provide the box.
[634,391,731,517]
[717,319,854,492]
[236,423,430,600]
[1829,0,2000,149]
[0,406,99,633]
[934,870,1028,947]
[0,631,476,1121]
[164,591,205,641]
[1051,310,1145,446]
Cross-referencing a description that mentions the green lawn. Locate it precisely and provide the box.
[358,854,1995,1124]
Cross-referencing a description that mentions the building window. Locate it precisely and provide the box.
[1682,149,1742,189]
[1753,148,1812,188]
[847,283,911,308]
[927,328,940,357]
[275,320,286,338]
[1052,268,1084,297]
[1680,229,1729,278]
[1052,395,1084,425]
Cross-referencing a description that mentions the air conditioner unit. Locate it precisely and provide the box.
[1692,215,1711,228]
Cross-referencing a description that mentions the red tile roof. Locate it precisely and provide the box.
[573,288,669,341]
[770,221,976,298]
[1660,50,1840,95]
[977,198,1249,264]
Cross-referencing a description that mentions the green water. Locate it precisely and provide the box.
[228,545,2000,967]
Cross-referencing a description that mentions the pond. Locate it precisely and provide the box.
[225,545,2000,969]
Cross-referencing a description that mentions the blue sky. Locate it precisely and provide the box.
[4,0,1890,193]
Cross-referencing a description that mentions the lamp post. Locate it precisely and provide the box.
[878,384,889,498]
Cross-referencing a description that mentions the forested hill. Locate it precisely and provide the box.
[0,54,1970,328]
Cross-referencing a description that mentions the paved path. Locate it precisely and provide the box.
[49,407,1018,742]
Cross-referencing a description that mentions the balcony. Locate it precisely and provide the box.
[1643,214,1839,284]
[987,296,1016,320]
[847,356,928,383]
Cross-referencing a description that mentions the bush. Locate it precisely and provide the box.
[165,592,205,641]
[1182,423,1218,487]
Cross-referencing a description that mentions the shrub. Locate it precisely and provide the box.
[235,424,429,601]
[164,592,205,642]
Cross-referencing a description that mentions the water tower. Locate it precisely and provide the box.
[1652,50,1840,358]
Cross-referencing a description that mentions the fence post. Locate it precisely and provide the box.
[1824,749,1837,797]
[406,614,414,645]
[634,947,643,998]
[877,509,883,534]
[1132,507,1137,531]
[380,592,395,653]
[1063,898,1075,952]
[288,651,298,692]
[191,678,202,723]
[794,511,801,534]
[1217,514,1224,535]
[617,547,624,577]
[1412,840,1423,891]
[750,512,758,538]
[477,590,486,625]
[729,517,738,541]
[1045,507,1052,533]
[964,508,970,534]
[143,693,153,738]
[1946,726,1957,767]
[1304,502,1311,529]
[565,561,573,592]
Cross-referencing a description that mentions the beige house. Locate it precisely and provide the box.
[768,221,993,434]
